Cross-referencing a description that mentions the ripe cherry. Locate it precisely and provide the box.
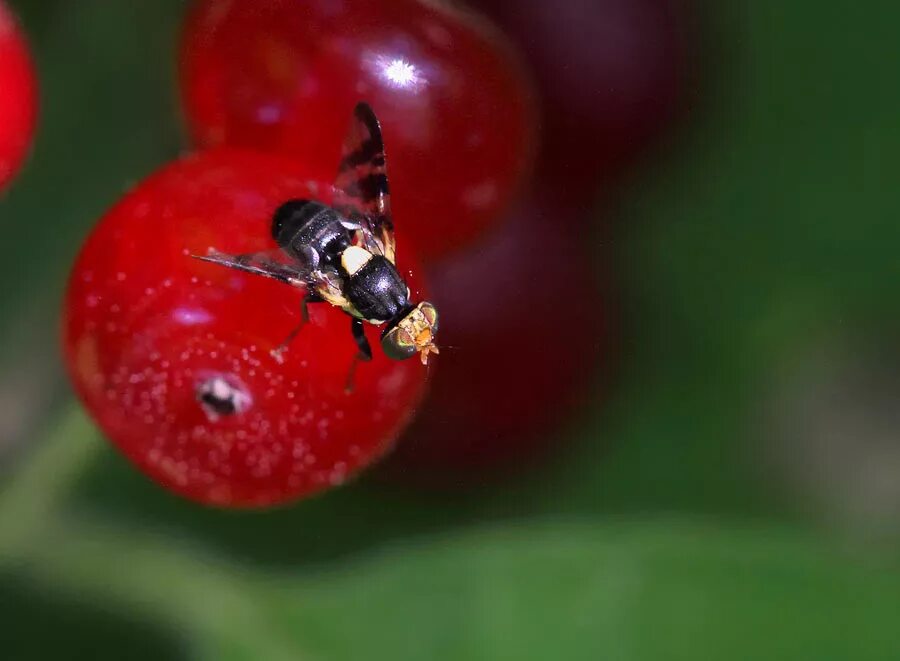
[382,198,611,486]
[475,0,684,203]
[63,148,429,507]
[178,0,537,258]
[0,2,37,191]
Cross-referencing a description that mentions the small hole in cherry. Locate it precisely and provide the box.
[195,373,252,421]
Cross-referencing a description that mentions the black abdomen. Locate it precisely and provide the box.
[272,199,350,267]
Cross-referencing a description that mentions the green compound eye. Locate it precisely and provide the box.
[381,326,418,361]
[419,301,439,332]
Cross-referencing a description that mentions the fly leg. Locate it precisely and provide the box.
[270,294,318,364]
[344,318,373,393]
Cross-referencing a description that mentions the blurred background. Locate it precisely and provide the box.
[2,0,900,659]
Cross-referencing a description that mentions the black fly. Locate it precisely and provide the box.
[193,102,439,384]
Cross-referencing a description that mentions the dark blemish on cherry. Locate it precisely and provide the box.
[196,373,252,420]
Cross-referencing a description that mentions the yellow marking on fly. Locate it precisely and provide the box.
[341,245,373,276]
[314,269,350,308]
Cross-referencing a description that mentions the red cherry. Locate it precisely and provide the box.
[0,2,37,191]
[179,0,537,258]
[63,148,429,507]
[475,0,684,202]
[382,199,611,486]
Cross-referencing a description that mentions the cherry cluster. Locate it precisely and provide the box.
[56,0,682,506]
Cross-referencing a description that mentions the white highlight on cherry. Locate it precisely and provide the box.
[370,54,425,90]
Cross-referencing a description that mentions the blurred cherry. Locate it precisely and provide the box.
[0,1,37,191]
[475,0,684,205]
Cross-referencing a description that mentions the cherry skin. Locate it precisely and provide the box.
[0,2,37,191]
[381,198,611,486]
[474,0,684,204]
[179,0,536,258]
[63,148,429,507]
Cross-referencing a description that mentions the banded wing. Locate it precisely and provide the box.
[332,102,397,263]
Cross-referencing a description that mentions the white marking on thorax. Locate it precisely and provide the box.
[341,245,374,276]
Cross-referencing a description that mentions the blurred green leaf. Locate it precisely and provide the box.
[21,518,900,661]
[0,407,101,558]
[271,521,900,661]
[0,575,187,661]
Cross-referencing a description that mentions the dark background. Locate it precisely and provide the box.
[1,1,899,659]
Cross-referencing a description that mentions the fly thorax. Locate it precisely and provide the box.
[343,251,408,322]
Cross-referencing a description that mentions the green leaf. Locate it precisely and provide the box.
[260,521,900,661]
[15,518,900,660]
[0,574,186,661]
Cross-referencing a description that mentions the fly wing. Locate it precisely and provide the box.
[332,102,397,263]
[192,249,311,288]
[193,249,355,309]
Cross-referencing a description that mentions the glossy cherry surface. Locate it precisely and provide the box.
[179,0,537,257]
[63,149,429,507]
[0,2,37,191]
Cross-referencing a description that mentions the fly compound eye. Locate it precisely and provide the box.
[418,301,438,332]
[381,326,418,361]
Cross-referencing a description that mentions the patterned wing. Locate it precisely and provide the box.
[332,102,397,263]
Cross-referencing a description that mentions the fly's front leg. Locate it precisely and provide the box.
[344,318,372,393]
[350,318,373,360]
[270,293,319,363]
